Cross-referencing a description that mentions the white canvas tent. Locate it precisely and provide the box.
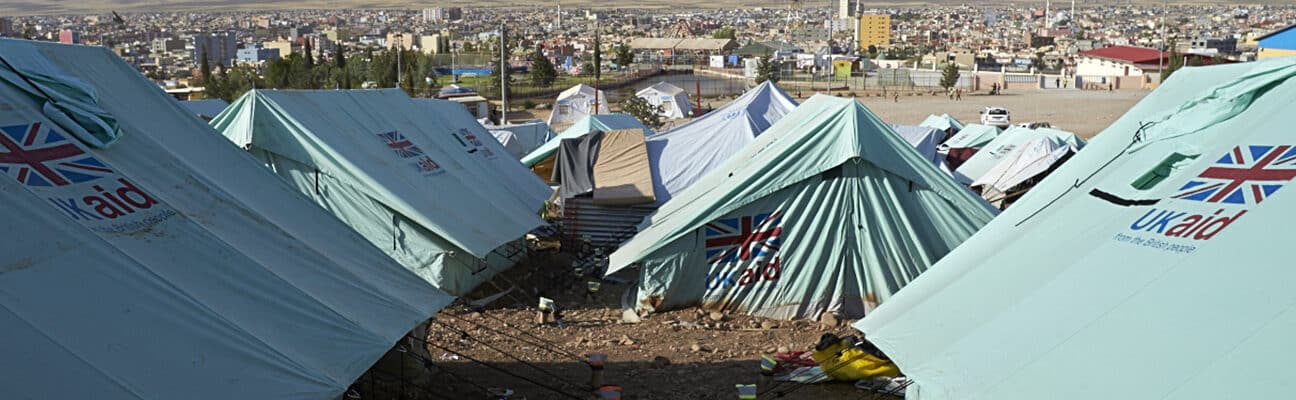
[0,39,450,399]
[646,81,798,203]
[636,81,693,119]
[856,57,1296,400]
[889,124,951,175]
[214,89,550,295]
[971,135,1075,205]
[953,126,1085,185]
[548,83,609,127]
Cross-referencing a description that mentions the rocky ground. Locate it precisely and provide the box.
[358,251,898,400]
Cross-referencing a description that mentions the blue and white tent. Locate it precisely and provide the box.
[645,82,798,203]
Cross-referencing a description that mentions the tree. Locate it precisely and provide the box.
[613,43,634,68]
[1161,39,1183,82]
[198,45,212,87]
[304,39,315,70]
[530,51,558,88]
[939,62,960,90]
[711,26,736,40]
[620,96,663,129]
[334,43,351,89]
[867,45,878,57]
[592,33,602,81]
[489,34,514,99]
[754,53,778,84]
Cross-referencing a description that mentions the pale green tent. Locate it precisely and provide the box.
[213,89,550,295]
[919,113,964,132]
[520,113,652,167]
[940,124,1001,150]
[607,95,997,320]
[857,58,1296,400]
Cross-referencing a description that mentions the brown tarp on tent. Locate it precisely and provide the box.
[592,128,656,205]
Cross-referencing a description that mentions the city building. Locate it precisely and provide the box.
[837,0,861,20]
[0,17,13,37]
[152,38,186,53]
[1190,36,1238,55]
[386,31,414,50]
[1075,45,1166,77]
[420,34,449,54]
[857,14,891,50]
[422,7,463,24]
[236,45,281,64]
[58,29,80,44]
[1257,24,1296,59]
[193,32,238,67]
[264,39,294,57]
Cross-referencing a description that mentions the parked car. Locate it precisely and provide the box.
[980,107,1011,127]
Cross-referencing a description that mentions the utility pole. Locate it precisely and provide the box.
[500,23,509,124]
[1158,0,1166,78]
[396,33,403,89]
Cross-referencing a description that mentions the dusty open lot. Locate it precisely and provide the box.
[845,89,1148,139]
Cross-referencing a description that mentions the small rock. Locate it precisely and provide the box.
[619,334,636,346]
[820,312,839,327]
[761,320,778,330]
[621,309,642,324]
[468,312,482,319]
[764,347,777,354]
[690,343,709,352]
[651,356,671,368]
[708,311,725,321]
[777,346,790,354]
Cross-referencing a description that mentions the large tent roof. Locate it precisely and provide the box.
[0,39,449,399]
[214,89,548,257]
[610,95,996,274]
[857,59,1296,400]
[888,124,949,173]
[645,81,798,203]
[179,98,230,119]
[521,113,652,167]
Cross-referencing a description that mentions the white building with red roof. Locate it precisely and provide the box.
[1075,45,1168,78]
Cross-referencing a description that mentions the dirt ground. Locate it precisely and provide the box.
[518,88,1146,140]
[359,251,895,400]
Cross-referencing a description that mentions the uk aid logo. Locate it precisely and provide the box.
[1128,145,1296,241]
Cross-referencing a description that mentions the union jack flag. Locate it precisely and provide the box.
[0,122,114,187]
[376,131,424,158]
[704,211,783,264]
[1173,145,1296,205]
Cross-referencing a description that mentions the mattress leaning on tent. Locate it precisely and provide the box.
[855,58,1296,400]
[212,89,550,295]
[522,113,653,178]
[0,39,452,398]
[608,95,998,320]
[646,81,798,204]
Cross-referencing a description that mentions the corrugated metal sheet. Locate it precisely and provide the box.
[560,197,657,249]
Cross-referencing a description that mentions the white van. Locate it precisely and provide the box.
[980,107,1011,128]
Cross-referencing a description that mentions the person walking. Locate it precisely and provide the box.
[956,88,963,101]
[1055,77,1060,88]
